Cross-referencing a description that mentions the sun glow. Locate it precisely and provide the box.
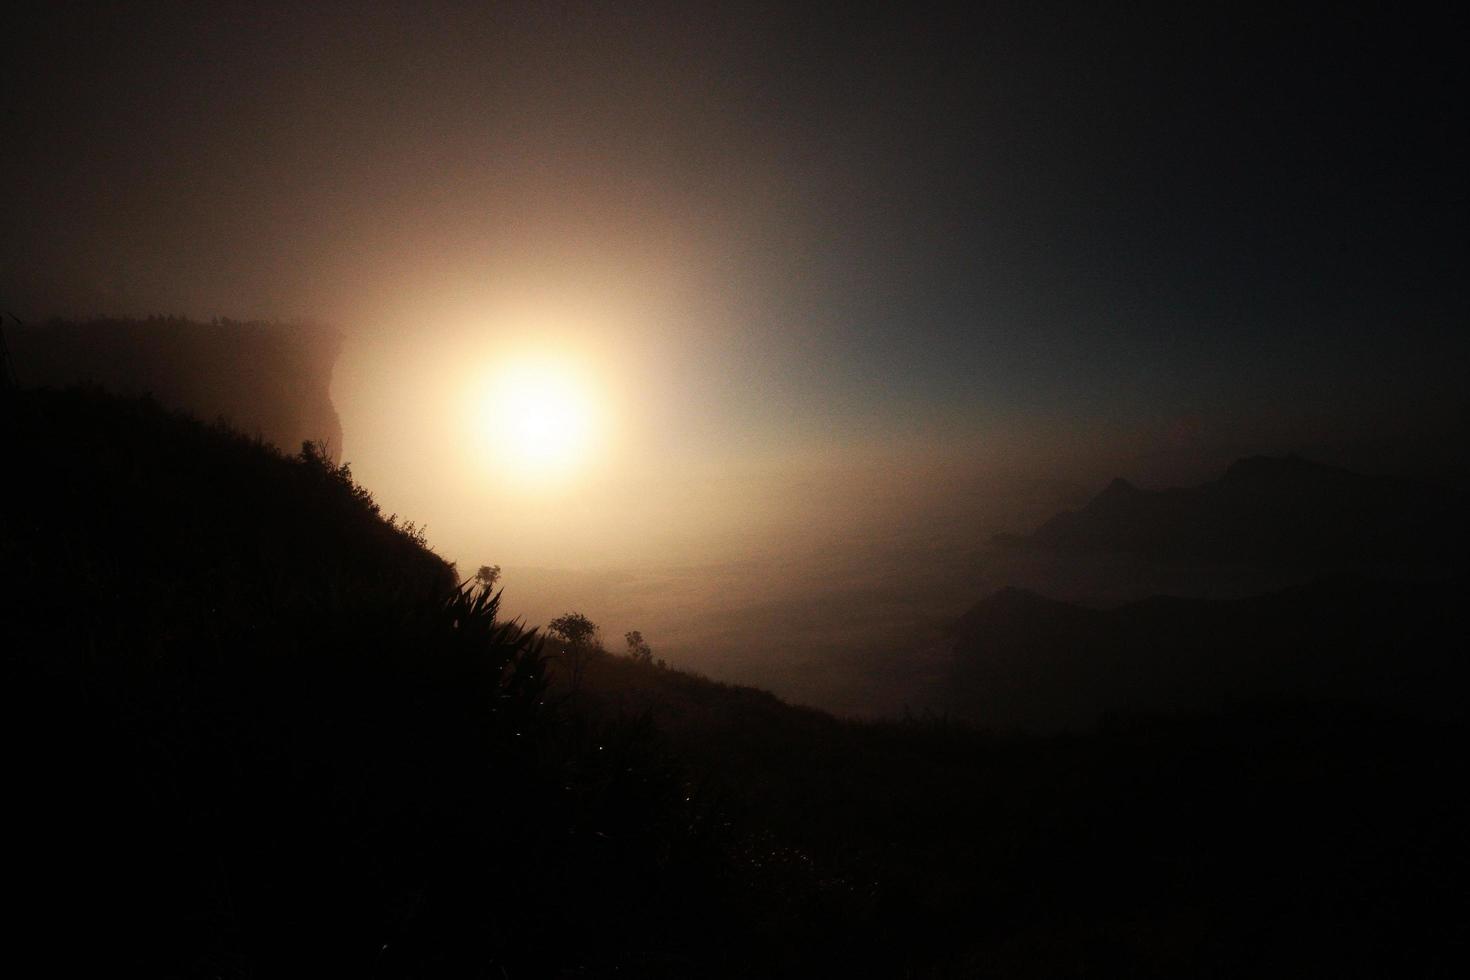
[476,354,602,479]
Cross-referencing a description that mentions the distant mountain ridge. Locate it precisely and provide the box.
[993,454,1468,570]
[7,316,344,459]
[943,575,1467,731]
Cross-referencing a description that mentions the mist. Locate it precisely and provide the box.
[5,2,1468,974]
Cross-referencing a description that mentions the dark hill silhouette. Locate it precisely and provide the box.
[993,454,1469,570]
[1,388,728,976]
[7,315,344,458]
[568,629,1467,977]
[944,576,1468,731]
[3,388,1465,976]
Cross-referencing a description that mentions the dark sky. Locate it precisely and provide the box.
[5,0,1467,477]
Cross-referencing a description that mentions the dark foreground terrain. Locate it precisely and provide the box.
[3,388,1465,977]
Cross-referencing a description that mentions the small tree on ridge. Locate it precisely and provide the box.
[547,611,598,692]
[624,630,653,664]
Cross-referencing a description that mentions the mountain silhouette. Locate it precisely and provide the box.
[993,454,1468,570]
[4,387,1465,976]
[944,575,1467,731]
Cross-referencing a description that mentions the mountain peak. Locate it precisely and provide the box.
[1099,476,1140,497]
[1219,454,1337,484]
[1003,453,1466,569]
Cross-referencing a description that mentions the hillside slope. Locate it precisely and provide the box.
[0,389,745,976]
[563,645,1468,979]
[3,389,1465,977]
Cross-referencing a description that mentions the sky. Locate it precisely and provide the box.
[4,0,1467,580]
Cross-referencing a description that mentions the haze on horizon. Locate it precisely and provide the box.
[5,1,1466,708]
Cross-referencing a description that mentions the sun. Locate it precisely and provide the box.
[477,355,600,477]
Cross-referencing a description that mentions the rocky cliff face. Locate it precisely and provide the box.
[7,317,343,460]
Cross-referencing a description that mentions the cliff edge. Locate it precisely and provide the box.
[7,316,343,459]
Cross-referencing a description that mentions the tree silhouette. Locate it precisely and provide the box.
[625,630,653,664]
[549,611,597,648]
[548,611,598,691]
